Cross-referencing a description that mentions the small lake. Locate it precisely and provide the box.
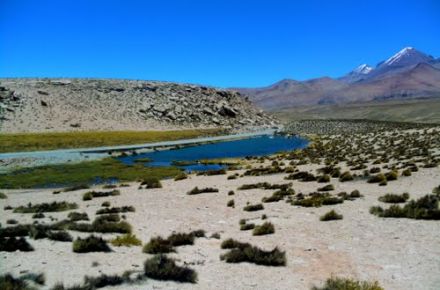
[118,135,308,171]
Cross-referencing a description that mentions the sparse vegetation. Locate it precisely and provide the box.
[252,222,275,235]
[96,206,135,215]
[227,199,235,207]
[243,203,264,211]
[370,194,440,219]
[144,255,197,283]
[318,184,335,192]
[187,187,219,195]
[174,172,188,181]
[68,212,89,221]
[111,234,142,247]
[0,192,7,199]
[0,237,34,252]
[143,230,204,254]
[378,193,409,203]
[220,238,286,266]
[73,235,111,253]
[83,189,120,201]
[13,201,78,213]
[311,276,384,290]
[320,210,343,221]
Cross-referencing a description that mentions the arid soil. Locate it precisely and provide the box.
[1,126,439,290]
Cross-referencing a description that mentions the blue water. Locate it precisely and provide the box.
[118,135,308,171]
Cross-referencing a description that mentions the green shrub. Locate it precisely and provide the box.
[83,274,125,288]
[111,234,142,247]
[0,237,34,252]
[350,190,361,198]
[7,219,18,225]
[243,203,264,211]
[378,193,409,203]
[13,201,78,213]
[240,223,255,231]
[432,185,440,195]
[83,190,120,201]
[63,184,90,192]
[0,192,7,199]
[311,276,384,290]
[32,213,45,219]
[73,235,111,253]
[285,171,316,182]
[144,255,197,283]
[167,232,195,246]
[370,194,440,219]
[320,210,343,221]
[187,187,219,195]
[68,212,89,221]
[317,175,330,183]
[227,199,235,207]
[47,231,73,242]
[368,173,386,183]
[402,169,412,176]
[96,206,135,215]
[143,236,174,254]
[102,184,118,189]
[140,178,162,189]
[0,273,38,290]
[318,184,335,192]
[0,224,31,238]
[220,239,286,266]
[339,171,353,182]
[384,171,398,181]
[227,174,237,180]
[252,222,275,236]
[101,201,111,207]
[228,190,235,195]
[69,218,132,234]
[197,169,226,176]
[174,172,188,181]
[293,193,343,207]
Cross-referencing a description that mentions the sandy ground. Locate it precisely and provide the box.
[1,161,440,290]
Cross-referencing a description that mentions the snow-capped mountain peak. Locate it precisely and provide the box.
[382,46,434,67]
[353,64,373,74]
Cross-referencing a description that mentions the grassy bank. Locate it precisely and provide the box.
[0,129,223,153]
[0,158,181,189]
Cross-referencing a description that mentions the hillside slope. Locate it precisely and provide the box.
[0,78,276,133]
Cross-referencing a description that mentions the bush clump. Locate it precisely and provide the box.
[368,173,386,184]
[227,199,235,207]
[140,178,162,189]
[69,215,132,234]
[83,190,120,201]
[111,234,142,247]
[243,203,264,211]
[339,171,353,182]
[0,273,45,290]
[293,193,343,207]
[174,172,188,181]
[252,222,275,236]
[378,193,409,203]
[0,192,7,199]
[318,184,335,192]
[96,206,135,215]
[0,237,34,252]
[220,238,286,266]
[13,201,78,213]
[73,235,111,253]
[68,212,89,221]
[187,187,219,195]
[370,194,440,220]
[320,210,343,221]
[144,255,197,283]
[143,230,204,254]
[311,276,384,290]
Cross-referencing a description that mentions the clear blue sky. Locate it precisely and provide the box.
[1,0,439,87]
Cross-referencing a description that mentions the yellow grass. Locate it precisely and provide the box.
[0,129,223,153]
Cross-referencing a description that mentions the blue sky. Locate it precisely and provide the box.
[1,0,439,87]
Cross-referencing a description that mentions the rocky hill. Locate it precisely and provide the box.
[0,78,277,133]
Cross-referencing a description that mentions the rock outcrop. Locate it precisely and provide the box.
[0,78,277,133]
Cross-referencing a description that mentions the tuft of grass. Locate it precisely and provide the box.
[0,224,31,238]
[243,203,264,211]
[144,255,197,283]
[0,237,34,252]
[73,235,111,253]
[339,171,354,182]
[311,276,384,290]
[240,223,255,231]
[13,201,78,213]
[293,193,343,207]
[0,129,221,153]
[378,193,409,203]
[227,199,235,207]
[252,222,275,236]
[63,184,90,192]
[370,194,440,220]
[143,237,174,254]
[368,173,386,184]
[0,158,180,189]
[96,206,135,215]
[0,273,46,290]
[174,172,188,181]
[318,184,335,192]
[83,189,120,201]
[69,215,132,234]
[68,212,89,221]
[143,230,204,254]
[320,210,343,221]
[7,219,18,225]
[220,238,286,266]
[32,212,45,219]
[0,192,7,199]
[187,187,219,195]
[111,234,142,247]
[140,178,162,189]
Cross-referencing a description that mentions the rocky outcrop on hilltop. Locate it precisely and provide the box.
[0,78,277,133]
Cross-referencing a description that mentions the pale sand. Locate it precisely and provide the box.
[1,162,440,290]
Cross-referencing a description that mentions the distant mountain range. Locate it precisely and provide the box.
[235,47,440,110]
